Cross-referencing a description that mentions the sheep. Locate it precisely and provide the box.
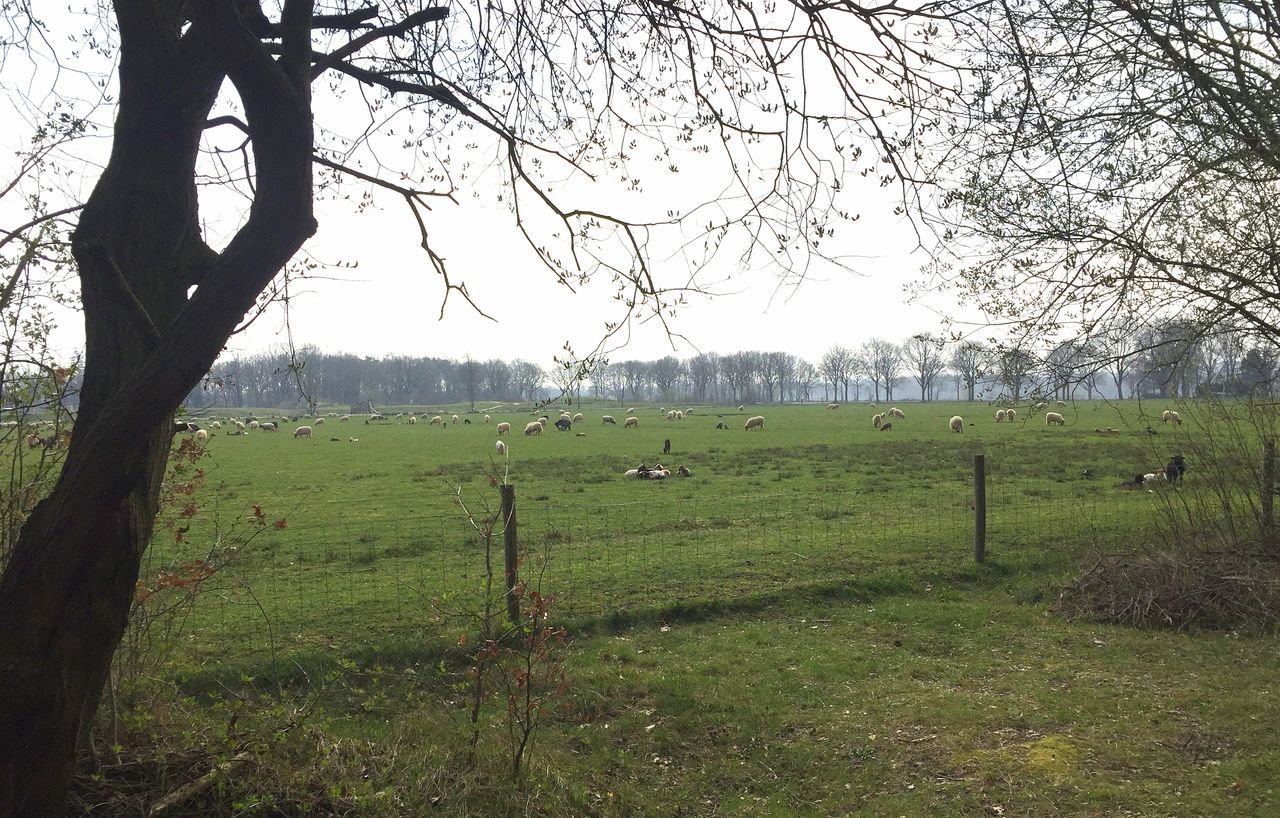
[1034,401,1047,411]
[194,429,208,442]
[995,409,1006,423]
[496,439,507,456]
[873,413,884,429]
[827,403,840,410]
[484,414,492,423]
[234,420,245,431]
[430,415,443,425]
[573,413,584,423]
[554,417,572,432]
[315,417,325,426]
[349,437,359,443]
[889,407,905,419]
[1166,454,1187,483]
[452,414,460,424]
[666,410,677,420]
[408,416,418,425]
[737,404,745,411]
[293,425,313,439]
[524,421,543,435]
[330,437,340,442]
[676,465,692,477]
[627,407,636,415]
[879,422,893,432]
[260,422,278,432]
[949,415,964,433]
[537,418,547,430]
[1056,400,1067,407]
[210,420,222,430]
[744,415,765,431]
[464,418,472,425]
[1161,409,1172,422]
[663,438,671,454]
[340,415,350,422]
[1006,408,1017,421]
[624,416,639,428]
[497,422,512,436]
[675,410,684,420]
[602,415,617,425]
[1169,410,1182,426]
[1045,412,1065,426]
[248,420,260,430]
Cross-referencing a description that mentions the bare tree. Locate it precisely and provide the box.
[949,340,987,401]
[902,334,946,401]
[820,345,854,402]
[863,339,902,402]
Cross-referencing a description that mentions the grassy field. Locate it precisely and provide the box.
[114,399,1280,815]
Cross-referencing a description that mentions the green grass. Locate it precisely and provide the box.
[112,398,1280,816]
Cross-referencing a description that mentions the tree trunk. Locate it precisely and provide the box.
[0,4,317,810]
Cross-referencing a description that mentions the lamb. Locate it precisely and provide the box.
[737,404,745,411]
[408,416,418,424]
[602,415,617,425]
[715,422,726,430]
[1165,454,1187,483]
[663,438,671,454]
[666,410,677,420]
[675,410,684,420]
[496,440,507,456]
[879,422,893,432]
[949,415,964,433]
[497,422,512,436]
[524,421,543,435]
[464,418,472,424]
[1045,412,1065,426]
[995,409,1006,423]
[625,416,639,428]
[744,415,765,431]
[1161,409,1172,422]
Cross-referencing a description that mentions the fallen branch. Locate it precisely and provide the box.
[147,751,252,816]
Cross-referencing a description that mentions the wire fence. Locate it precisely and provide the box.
[150,469,1176,677]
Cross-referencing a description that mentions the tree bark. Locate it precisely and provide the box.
[0,3,317,812]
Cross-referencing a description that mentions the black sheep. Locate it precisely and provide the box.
[663,438,671,454]
[555,417,572,432]
[1165,454,1187,483]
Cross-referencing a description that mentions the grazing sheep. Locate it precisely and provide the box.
[827,403,840,409]
[1161,409,1172,422]
[625,416,639,428]
[873,413,884,429]
[1166,454,1187,483]
[555,417,572,432]
[340,415,350,422]
[452,414,460,424]
[431,415,443,425]
[315,417,325,425]
[602,415,617,425]
[949,415,964,433]
[1169,410,1182,426]
[260,422,278,432]
[889,407,905,419]
[1056,400,1067,407]
[744,415,765,431]
[1045,412,1065,426]
[497,422,512,436]
[210,421,222,430]
[524,421,543,435]
[663,438,671,454]
[537,418,547,430]
[293,425,313,439]
[496,440,507,456]
[666,410,677,420]
[248,420,260,430]
[484,414,492,423]
[1006,408,1017,421]
[573,412,584,423]
[193,429,208,443]
[408,416,418,425]
[675,410,684,420]
[879,422,893,432]
[995,409,1006,423]
[737,404,745,411]
[234,420,245,432]
[1034,401,1047,411]
[715,422,726,430]
[676,465,692,477]
[627,407,636,414]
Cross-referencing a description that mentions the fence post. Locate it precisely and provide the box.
[1263,440,1275,551]
[974,454,987,564]
[500,484,520,626]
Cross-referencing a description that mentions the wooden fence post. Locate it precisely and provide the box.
[500,484,520,626]
[974,454,987,564]
[1263,440,1275,551]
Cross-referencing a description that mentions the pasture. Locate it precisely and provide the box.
[125,400,1280,815]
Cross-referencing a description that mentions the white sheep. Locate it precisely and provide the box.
[744,415,765,431]
[293,425,313,438]
[602,415,616,425]
[484,414,492,423]
[452,414,460,424]
[537,418,547,430]
[496,439,507,456]
[408,416,418,425]
[1034,401,1047,411]
[431,415,443,425]
[260,422,278,432]
[315,417,325,426]
[995,409,1006,423]
[666,410,677,420]
[210,420,222,429]
[1045,412,1065,426]
[873,413,884,429]
[340,414,350,422]
[1056,400,1067,407]
[573,412,584,423]
[234,420,245,431]
[624,416,639,428]
[1006,408,1018,421]
[827,403,840,410]
[627,407,636,415]
[949,415,964,433]
[524,421,543,435]
[248,420,260,430]
[1169,410,1182,426]
[497,422,512,436]
[889,407,905,419]
[194,429,208,442]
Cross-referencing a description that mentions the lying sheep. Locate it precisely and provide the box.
[949,415,964,433]
[715,422,726,430]
[995,409,1006,423]
[497,422,512,436]
[625,416,639,428]
[496,440,507,456]
[524,421,543,435]
[676,465,692,477]
[744,415,765,431]
[1045,412,1065,426]
[293,425,312,439]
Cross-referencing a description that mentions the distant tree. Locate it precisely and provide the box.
[509,360,544,403]
[820,345,854,402]
[483,358,512,401]
[687,353,719,403]
[649,356,684,400]
[996,346,1037,402]
[863,339,902,402]
[902,334,946,401]
[949,341,987,402]
[793,359,817,403]
[721,351,756,404]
